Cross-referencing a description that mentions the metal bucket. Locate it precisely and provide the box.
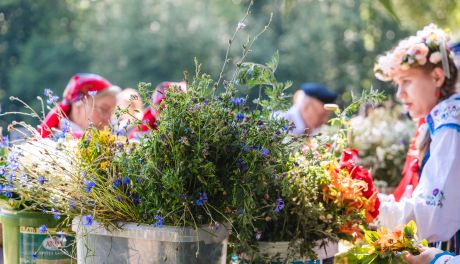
[72,218,229,264]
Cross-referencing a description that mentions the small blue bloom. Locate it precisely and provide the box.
[274,198,285,213]
[39,225,48,234]
[0,165,5,176]
[44,88,53,97]
[242,145,252,152]
[46,95,59,105]
[236,160,248,172]
[133,194,141,204]
[8,173,14,183]
[38,176,45,185]
[68,199,76,209]
[123,177,130,185]
[253,146,261,151]
[154,214,164,228]
[236,113,245,120]
[180,194,188,200]
[4,184,13,198]
[432,188,440,196]
[88,90,98,97]
[231,97,245,107]
[32,253,38,260]
[61,119,71,133]
[52,209,60,220]
[117,196,122,202]
[83,215,93,226]
[0,136,9,148]
[195,192,208,206]
[112,179,122,189]
[83,180,96,193]
[260,148,270,157]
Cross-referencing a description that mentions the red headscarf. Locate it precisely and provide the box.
[38,73,114,138]
[393,118,426,201]
[129,81,186,138]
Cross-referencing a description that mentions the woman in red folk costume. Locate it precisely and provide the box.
[129,81,186,139]
[38,73,121,138]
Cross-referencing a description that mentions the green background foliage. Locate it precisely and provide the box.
[1,0,459,128]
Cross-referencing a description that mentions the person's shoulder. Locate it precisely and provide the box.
[426,93,460,135]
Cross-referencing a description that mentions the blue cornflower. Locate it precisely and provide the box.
[231,97,245,107]
[154,214,164,228]
[46,95,59,105]
[236,160,248,172]
[236,113,245,120]
[8,173,14,183]
[0,184,2,192]
[68,199,76,209]
[132,194,141,204]
[123,177,130,185]
[112,179,122,189]
[61,119,71,133]
[44,88,53,97]
[52,209,60,220]
[117,196,122,202]
[83,180,96,193]
[242,145,252,152]
[88,90,97,97]
[38,176,45,185]
[32,253,38,260]
[274,198,285,213]
[260,149,270,157]
[83,215,93,226]
[39,225,48,234]
[0,165,6,176]
[195,192,208,206]
[0,136,9,148]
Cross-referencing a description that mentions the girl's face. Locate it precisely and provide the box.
[393,67,444,119]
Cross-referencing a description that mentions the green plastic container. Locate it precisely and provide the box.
[0,207,75,263]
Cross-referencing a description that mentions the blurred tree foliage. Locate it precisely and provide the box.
[0,0,459,129]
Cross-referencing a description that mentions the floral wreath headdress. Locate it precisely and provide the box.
[374,24,455,82]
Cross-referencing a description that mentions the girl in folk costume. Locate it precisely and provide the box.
[38,73,120,138]
[129,81,186,139]
[375,24,460,254]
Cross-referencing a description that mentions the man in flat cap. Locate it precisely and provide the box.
[281,83,338,137]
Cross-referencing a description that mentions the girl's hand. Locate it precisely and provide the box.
[404,246,443,264]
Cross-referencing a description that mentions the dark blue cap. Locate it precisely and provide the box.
[300,83,338,104]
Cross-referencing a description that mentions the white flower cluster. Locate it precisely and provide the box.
[374,24,454,81]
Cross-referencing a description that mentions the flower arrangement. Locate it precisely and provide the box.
[349,103,415,187]
[339,220,428,263]
[374,23,454,81]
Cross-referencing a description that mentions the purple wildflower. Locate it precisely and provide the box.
[260,148,269,157]
[123,177,130,185]
[432,188,440,196]
[83,215,93,226]
[0,136,9,148]
[154,214,164,228]
[231,97,245,107]
[83,180,96,193]
[38,176,45,185]
[46,95,59,105]
[112,179,122,189]
[39,225,48,234]
[195,192,208,206]
[274,198,285,213]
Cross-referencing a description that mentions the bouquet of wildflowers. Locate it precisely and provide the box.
[246,93,384,261]
[339,220,428,263]
[349,103,415,187]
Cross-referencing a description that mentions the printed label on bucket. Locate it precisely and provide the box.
[19,226,75,263]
